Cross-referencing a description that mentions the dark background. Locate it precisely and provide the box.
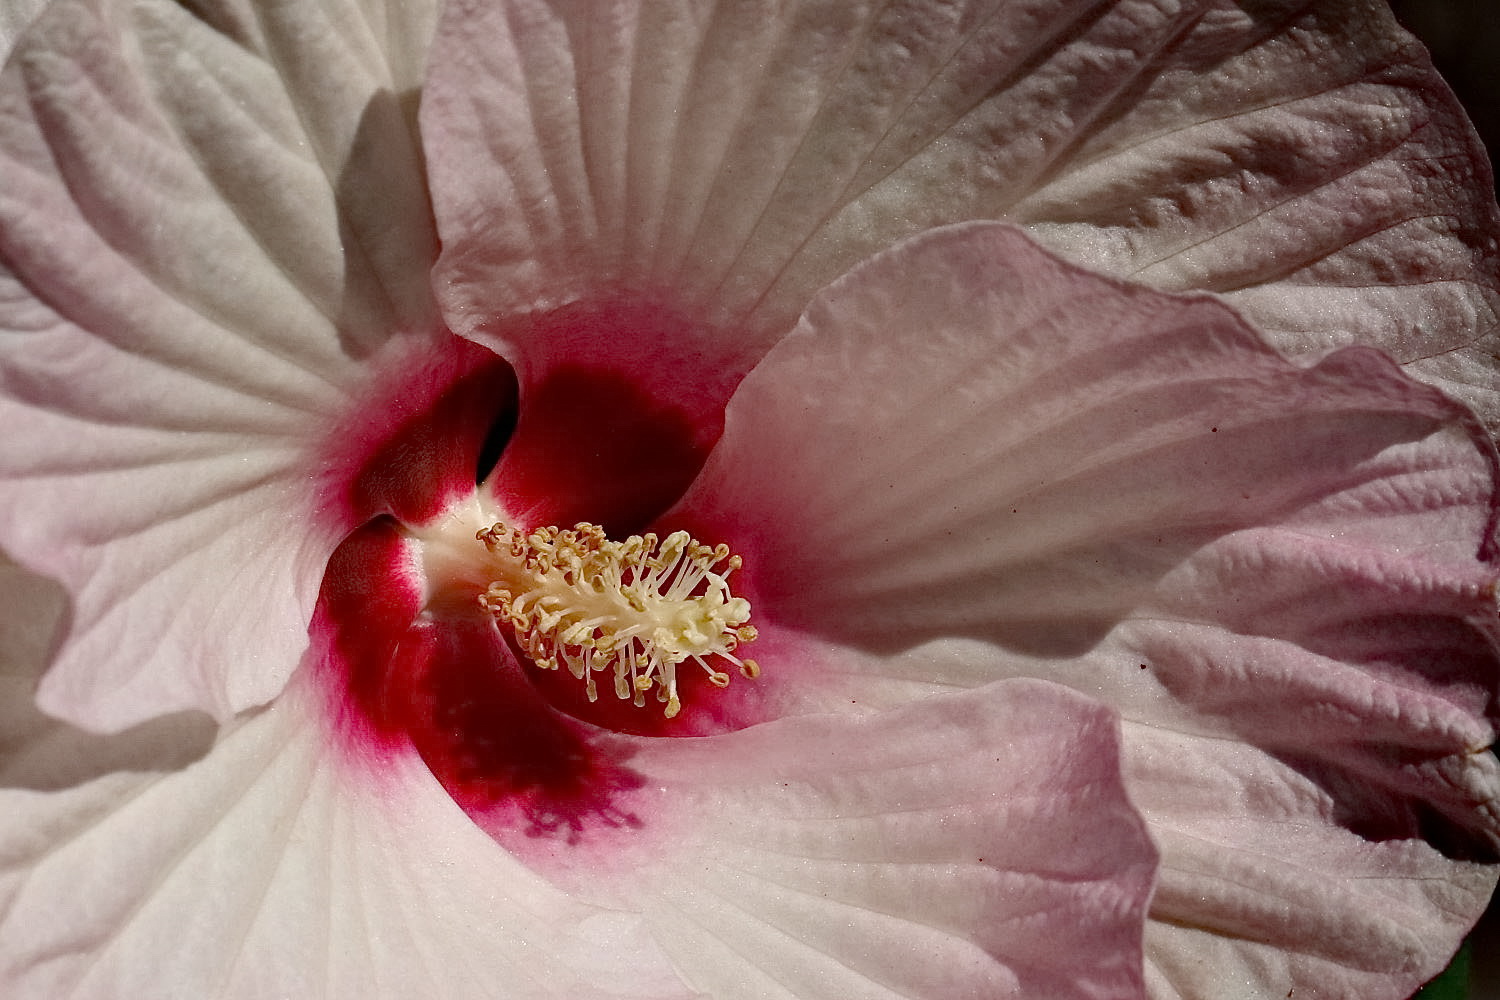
[1391,0,1500,193]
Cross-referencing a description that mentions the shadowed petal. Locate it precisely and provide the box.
[0,552,217,790]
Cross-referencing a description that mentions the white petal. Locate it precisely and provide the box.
[423,0,1499,427]
[0,671,704,1000]
[0,0,439,728]
[1012,6,1500,428]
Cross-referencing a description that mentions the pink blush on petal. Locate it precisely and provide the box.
[309,520,424,756]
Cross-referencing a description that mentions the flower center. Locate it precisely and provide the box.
[474,521,759,719]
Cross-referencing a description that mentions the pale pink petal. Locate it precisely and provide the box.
[678,223,1491,653]
[674,222,1500,999]
[423,0,1499,427]
[0,0,46,56]
[0,672,704,1000]
[0,0,439,729]
[622,679,1156,1000]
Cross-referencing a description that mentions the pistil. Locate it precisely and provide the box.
[474,521,759,718]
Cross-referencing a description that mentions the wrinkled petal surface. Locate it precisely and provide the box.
[674,222,1500,999]
[0,0,439,729]
[1126,724,1495,1000]
[423,0,1500,427]
[613,678,1156,1000]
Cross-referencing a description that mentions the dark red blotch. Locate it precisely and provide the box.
[312,308,761,840]
[315,521,645,841]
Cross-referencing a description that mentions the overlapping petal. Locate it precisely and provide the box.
[423,0,1500,428]
[1,616,1155,1000]
[0,0,439,729]
[1126,724,1494,1000]
[673,222,1500,998]
[0,674,699,1000]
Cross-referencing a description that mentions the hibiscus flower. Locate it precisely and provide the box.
[1,1,1498,999]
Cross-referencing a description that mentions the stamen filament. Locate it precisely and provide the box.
[475,521,759,718]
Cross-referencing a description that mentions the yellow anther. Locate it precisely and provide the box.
[476,520,760,717]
